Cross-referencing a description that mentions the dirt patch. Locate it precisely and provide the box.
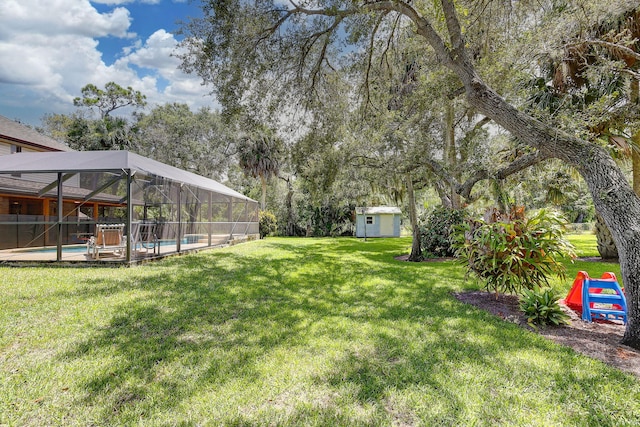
[394,255,455,262]
[454,291,640,378]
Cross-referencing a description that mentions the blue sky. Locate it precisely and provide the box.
[0,0,214,126]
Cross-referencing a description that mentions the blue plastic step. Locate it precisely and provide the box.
[589,308,626,316]
[589,310,627,322]
[587,294,625,305]
[582,277,627,324]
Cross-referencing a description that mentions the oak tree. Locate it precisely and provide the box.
[179,0,640,348]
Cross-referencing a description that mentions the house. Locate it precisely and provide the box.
[0,116,259,262]
[0,115,79,228]
[0,115,71,154]
[355,206,402,238]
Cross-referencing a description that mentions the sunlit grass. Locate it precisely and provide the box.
[0,236,638,426]
[568,232,601,258]
[559,234,621,290]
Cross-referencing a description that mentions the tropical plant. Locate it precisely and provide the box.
[519,287,570,328]
[452,207,575,297]
[238,133,281,210]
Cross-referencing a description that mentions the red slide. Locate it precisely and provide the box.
[564,271,590,313]
[564,271,622,314]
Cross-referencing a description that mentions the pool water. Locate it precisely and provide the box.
[20,239,189,254]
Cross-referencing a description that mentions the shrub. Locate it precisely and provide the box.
[451,206,575,297]
[519,287,570,327]
[419,207,468,258]
[259,210,278,238]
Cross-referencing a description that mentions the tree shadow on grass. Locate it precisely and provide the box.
[57,238,639,425]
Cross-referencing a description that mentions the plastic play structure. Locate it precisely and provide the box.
[564,271,627,324]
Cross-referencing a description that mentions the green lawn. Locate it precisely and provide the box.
[1,236,638,426]
[568,233,602,258]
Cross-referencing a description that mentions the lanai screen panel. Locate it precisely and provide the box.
[0,151,258,262]
[0,169,129,261]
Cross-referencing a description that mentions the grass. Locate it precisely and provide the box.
[568,233,602,258]
[1,235,638,426]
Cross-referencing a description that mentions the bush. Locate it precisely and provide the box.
[519,287,570,327]
[451,206,575,297]
[259,210,278,238]
[419,207,468,258]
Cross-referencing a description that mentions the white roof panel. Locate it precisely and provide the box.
[356,206,401,215]
[0,150,255,202]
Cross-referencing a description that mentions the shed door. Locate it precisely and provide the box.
[379,215,394,236]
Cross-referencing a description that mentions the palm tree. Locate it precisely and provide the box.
[237,133,281,210]
[525,8,640,258]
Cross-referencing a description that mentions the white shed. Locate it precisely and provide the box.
[355,207,402,238]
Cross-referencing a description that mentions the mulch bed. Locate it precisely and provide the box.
[394,254,640,377]
[453,290,640,378]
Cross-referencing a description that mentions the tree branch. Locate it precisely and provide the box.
[365,1,454,67]
[568,39,640,63]
[456,150,550,200]
[258,10,295,44]
[363,13,390,109]
[441,0,464,51]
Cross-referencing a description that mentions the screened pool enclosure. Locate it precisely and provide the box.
[0,151,259,262]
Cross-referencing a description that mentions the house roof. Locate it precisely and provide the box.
[0,175,123,204]
[0,150,256,202]
[0,115,72,152]
[356,206,402,215]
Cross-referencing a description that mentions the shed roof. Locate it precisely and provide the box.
[0,150,255,202]
[0,115,72,152]
[356,206,401,215]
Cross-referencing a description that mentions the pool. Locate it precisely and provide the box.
[18,239,190,254]
[21,245,88,254]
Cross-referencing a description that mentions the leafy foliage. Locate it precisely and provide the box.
[419,207,468,258]
[238,134,281,182]
[73,82,147,119]
[42,81,147,151]
[519,287,570,327]
[133,103,234,180]
[42,112,134,151]
[452,207,575,296]
[519,7,640,149]
[238,132,282,210]
[259,210,278,238]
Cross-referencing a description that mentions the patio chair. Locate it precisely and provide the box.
[132,221,159,256]
[87,223,126,259]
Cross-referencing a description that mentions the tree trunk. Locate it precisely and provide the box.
[285,180,295,236]
[445,100,461,209]
[434,180,453,208]
[260,175,267,211]
[406,176,423,261]
[595,214,618,259]
[632,80,640,196]
[414,0,640,343]
[458,74,640,348]
[634,136,640,196]
[380,0,640,347]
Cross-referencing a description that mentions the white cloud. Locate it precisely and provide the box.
[0,0,216,125]
[92,0,161,5]
[125,30,179,70]
[118,29,216,109]
[0,0,133,39]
